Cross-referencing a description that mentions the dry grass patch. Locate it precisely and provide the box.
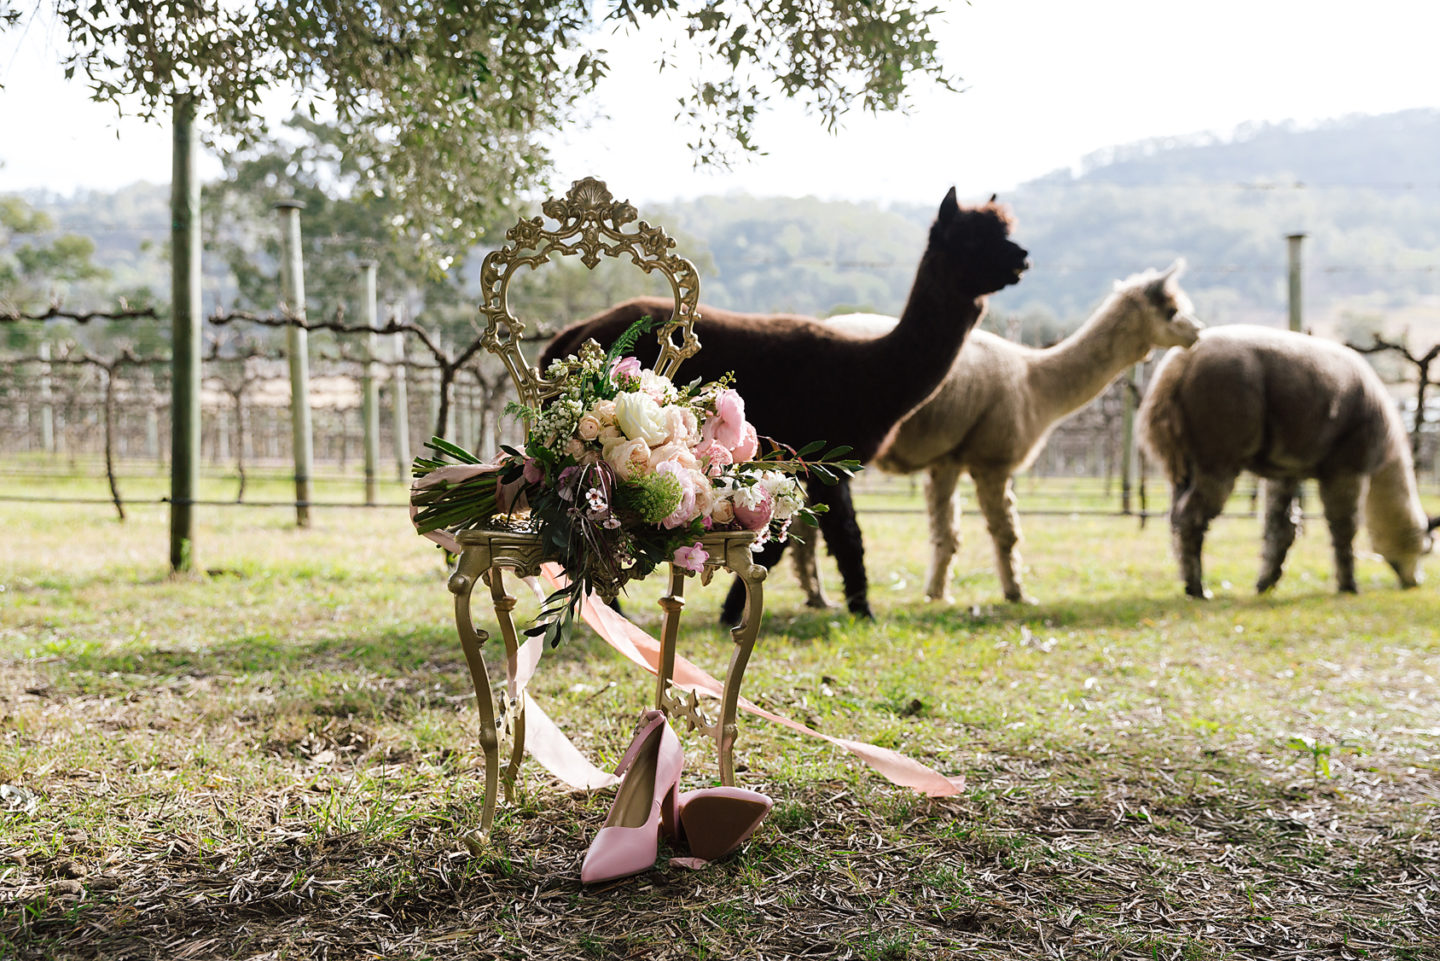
[2,480,1439,959]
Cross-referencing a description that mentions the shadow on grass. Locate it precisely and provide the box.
[38,616,623,684]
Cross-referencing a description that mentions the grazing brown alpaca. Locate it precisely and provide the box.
[1140,326,1439,597]
[540,188,1030,623]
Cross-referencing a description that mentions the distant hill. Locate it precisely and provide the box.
[10,109,1440,349]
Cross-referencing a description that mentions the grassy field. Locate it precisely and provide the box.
[2,468,1438,960]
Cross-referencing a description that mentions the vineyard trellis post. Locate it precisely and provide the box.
[359,261,381,506]
[38,341,56,455]
[1120,364,1138,514]
[390,326,410,481]
[170,92,203,572]
[1287,232,1306,333]
[276,200,314,528]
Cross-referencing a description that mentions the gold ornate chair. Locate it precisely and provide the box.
[446,177,768,832]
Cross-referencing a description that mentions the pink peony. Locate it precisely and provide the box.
[731,422,759,462]
[734,485,774,531]
[702,388,747,452]
[672,541,709,573]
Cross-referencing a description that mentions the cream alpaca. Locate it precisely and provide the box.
[794,261,1201,604]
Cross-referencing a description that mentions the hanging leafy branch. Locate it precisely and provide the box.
[6,2,958,246]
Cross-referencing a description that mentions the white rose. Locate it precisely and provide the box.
[614,391,669,446]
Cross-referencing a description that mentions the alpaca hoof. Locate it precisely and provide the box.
[1004,591,1038,605]
[1337,582,1358,595]
[1185,585,1212,600]
[925,593,953,604]
[804,597,836,610]
[847,601,875,621]
[718,609,744,628]
[1255,575,1279,594]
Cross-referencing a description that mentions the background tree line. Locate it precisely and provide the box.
[5,108,1439,358]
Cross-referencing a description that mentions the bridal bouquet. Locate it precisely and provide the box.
[412,318,859,647]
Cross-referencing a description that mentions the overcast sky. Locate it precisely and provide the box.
[1,0,1438,205]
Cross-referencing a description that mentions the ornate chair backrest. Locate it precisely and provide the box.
[477,177,702,419]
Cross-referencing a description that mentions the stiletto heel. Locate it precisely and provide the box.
[580,710,684,884]
[676,786,772,863]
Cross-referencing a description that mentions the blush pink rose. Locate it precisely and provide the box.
[648,442,698,471]
[576,412,603,441]
[610,357,642,382]
[606,437,651,480]
[709,497,735,525]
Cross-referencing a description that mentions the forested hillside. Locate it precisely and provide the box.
[6,109,1438,347]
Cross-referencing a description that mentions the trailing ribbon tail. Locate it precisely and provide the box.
[539,564,966,798]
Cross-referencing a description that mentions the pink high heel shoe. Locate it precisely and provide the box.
[580,710,684,884]
[676,786,772,862]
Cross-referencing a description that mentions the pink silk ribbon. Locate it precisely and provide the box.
[411,463,619,790]
[538,564,966,798]
[410,461,965,797]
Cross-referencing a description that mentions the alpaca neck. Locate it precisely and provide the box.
[1365,451,1427,553]
[1027,293,1151,420]
[870,251,988,415]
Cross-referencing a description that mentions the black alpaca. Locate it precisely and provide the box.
[541,188,1029,623]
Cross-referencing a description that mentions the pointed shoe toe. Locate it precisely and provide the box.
[581,821,665,884]
[677,786,773,863]
[580,710,684,885]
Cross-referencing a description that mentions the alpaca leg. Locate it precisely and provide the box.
[1256,477,1301,593]
[1170,470,1237,599]
[790,527,832,609]
[972,470,1029,603]
[922,463,963,601]
[1318,474,1363,593]
[809,477,872,620]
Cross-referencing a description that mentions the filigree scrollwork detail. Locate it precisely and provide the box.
[476,176,703,423]
[659,682,719,739]
[497,691,521,751]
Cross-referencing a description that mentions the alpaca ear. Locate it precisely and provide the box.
[1428,515,1440,532]
[988,193,998,204]
[939,187,960,220]
[1164,257,1187,280]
